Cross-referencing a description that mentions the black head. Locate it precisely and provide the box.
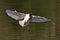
[29,13,32,20]
[26,13,32,22]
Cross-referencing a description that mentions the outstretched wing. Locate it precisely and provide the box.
[6,9,26,20]
[30,15,51,22]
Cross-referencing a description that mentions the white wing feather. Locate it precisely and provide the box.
[30,15,51,22]
[6,9,51,22]
[6,9,26,20]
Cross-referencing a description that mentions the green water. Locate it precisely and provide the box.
[0,0,55,40]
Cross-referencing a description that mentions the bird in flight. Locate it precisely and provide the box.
[6,9,51,31]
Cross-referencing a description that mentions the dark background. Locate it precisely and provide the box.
[0,0,57,40]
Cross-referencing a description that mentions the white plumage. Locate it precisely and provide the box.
[19,14,30,27]
[6,9,51,27]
